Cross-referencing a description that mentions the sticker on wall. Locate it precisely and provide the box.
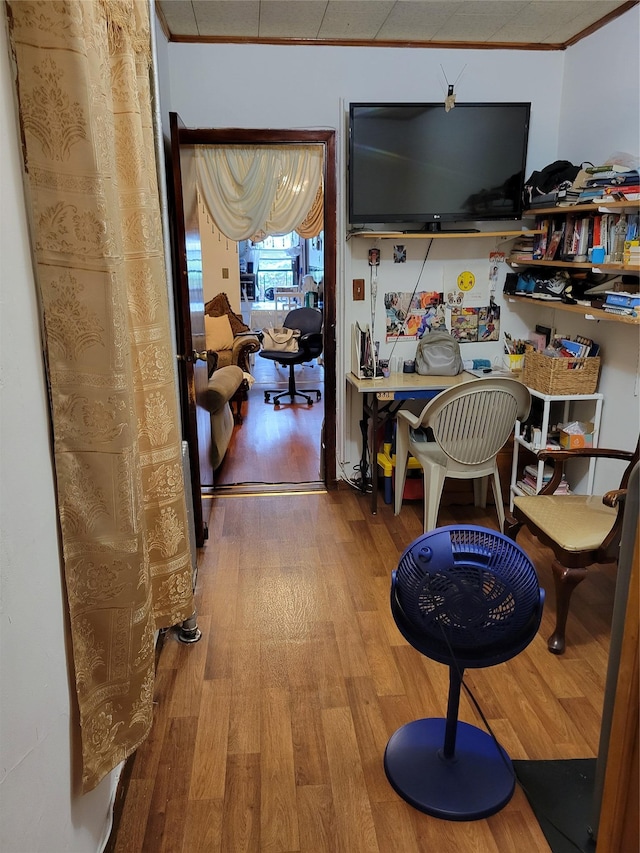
[489,251,505,284]
[449,264,490,306]
[478,303,500,341]
[457,270,476,292]
[393,244,406,263]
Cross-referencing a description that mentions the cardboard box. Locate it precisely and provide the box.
[559,422,594,449]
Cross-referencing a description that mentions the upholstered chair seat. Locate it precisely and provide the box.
[512,495,617,552]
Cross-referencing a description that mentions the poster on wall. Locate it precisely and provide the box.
[478,302,500,341]
[445,266,492,308]
[385,291,445,342]
[449,301,501,343]
[450,307,479,342]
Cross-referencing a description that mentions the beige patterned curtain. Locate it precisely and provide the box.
[6,0,194,792]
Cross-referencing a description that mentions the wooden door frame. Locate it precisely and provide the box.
[172,125,337,490]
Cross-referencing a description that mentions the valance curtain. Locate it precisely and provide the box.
[7,0,194,791]
[195,144,324,242]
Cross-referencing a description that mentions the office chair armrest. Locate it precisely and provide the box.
[299,331,323,347]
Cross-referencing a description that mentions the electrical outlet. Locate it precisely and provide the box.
[353,278,365,300]
[222,267,229,279]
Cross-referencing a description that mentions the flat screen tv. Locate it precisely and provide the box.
[348,102,531,231]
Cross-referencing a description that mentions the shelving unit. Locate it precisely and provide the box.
[509,388,604,510]
[506,200,639,324]
[350,229,540,240]
[505,294,640,325]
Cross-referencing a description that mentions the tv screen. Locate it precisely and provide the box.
[348,102,531,229]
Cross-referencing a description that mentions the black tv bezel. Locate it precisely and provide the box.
[347,101,531,228]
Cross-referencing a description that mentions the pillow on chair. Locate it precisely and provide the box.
[204,292,249,336]
[205,314,234,351]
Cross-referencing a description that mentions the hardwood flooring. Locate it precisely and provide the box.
[215,356,325,487]
[111,477,617,852]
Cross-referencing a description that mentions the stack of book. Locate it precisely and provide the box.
[603,290,640,318]
[624,240,640,265]
[556,335,600,358]
[578,163,639,203]
[543,211,640,264]
[510,233,537,262]
[516,463,571,496]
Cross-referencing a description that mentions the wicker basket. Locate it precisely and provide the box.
[522,350,601,395]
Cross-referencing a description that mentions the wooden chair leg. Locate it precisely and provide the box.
[548,559,588,655]
[503,514,523,541]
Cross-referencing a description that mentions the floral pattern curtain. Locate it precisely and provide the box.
[195,144,324,242]
[6,0,194,791]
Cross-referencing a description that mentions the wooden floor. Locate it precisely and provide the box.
[215,356,325,487]
[111,480,617,852]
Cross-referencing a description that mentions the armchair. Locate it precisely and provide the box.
[204,292,260,373]
[505,443,639,654]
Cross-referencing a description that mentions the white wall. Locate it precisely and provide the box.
[164,26,638,491]
[551,4,639,486]
[559,7,640,165]
[0,17,117,853]
[165,40,567,474]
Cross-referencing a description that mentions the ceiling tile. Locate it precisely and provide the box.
[258,0,328,38]
[193,0,260,37]
[158,0,200,36]
[432,13,513,41]
[376,1,462,41]
[154,0,633,46]
[317,1,396,40]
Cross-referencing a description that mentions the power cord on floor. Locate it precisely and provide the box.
[438,623,586,853]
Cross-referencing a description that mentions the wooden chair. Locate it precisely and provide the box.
[505,443,639,654]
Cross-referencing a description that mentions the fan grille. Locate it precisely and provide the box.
[396,526,539,652]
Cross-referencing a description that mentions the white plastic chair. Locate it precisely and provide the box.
[394,377,531,532]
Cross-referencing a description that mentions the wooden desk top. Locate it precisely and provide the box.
[346,370,475,395]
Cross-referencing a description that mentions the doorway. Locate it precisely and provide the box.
[169,121,336,512]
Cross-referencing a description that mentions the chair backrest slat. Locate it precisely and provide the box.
[423,379,530,466]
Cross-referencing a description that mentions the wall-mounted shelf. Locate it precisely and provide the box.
[349,229,541,240]
[506,295,639,325]
[525,201,639,216]
[508,258,639,273]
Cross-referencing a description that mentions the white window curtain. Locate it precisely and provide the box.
[195,145,323,242]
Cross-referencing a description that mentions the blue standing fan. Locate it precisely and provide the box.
[384,525,544,820]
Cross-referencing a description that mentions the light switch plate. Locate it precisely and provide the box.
[353,278,365,300]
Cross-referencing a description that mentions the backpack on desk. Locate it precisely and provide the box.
[415,332,464,376]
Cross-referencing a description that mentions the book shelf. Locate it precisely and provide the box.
[510,389,604,509]
[505,294,640,325]
[506,201,639,324]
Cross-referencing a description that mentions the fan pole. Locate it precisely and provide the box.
[443,666,463,759]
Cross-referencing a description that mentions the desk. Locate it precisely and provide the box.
[346,370,475,514]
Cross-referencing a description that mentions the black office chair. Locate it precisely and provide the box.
[259,307,323,406]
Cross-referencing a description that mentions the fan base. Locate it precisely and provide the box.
[384,718,515,820]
